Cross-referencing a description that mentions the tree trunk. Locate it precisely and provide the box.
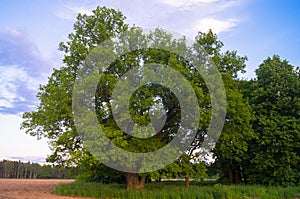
[228,163,233,184]
[185,176,189,189]
[125,172,146,190]
[234,166,242,184]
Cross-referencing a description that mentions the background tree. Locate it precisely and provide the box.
[212,75,254,184]
[196,30,254,184]
[0,160,75,179]
[242,55,300,186]
[156,154,208,188]
[3,160,14,178]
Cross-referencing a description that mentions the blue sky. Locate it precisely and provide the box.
[0,0,299,163]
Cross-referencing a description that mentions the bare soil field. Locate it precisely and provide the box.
[0,179,91,199]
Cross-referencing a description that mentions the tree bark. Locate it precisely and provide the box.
[228,163,233,184]
[185,176,189,189]
[234,166,242,184]
[125,172,146,190]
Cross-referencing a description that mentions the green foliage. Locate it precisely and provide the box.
[76,153,126,184]
[212,74,255,184]
[195,29,247,78]
[79,27,212,174]
[197,30,254,184]
[20,5,300,188]
[21,6,128,165]
[59,6,128,71]
[242,55,300,186]
[155,156,208,180]
[21,6,214,187]
[54,181,300,199]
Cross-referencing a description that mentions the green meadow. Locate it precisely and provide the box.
[54,181,300,199]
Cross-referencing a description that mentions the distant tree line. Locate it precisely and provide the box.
[0,159,77,179]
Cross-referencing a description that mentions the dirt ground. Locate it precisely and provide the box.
[0,179,92,199]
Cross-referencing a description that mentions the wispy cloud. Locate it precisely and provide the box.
[156,0,219,8]
[69,6,93,15]
[193,17,238,34]
[4,156,48,164]
[53,0,245,36]
[54,0,94,20]
[217,0,243,9]
[0,155,48,164]
[0,29,51,114]
[54,10,74,20]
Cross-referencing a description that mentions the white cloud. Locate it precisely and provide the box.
[55,0,94,20]
[123,0,243,36]
[0,29,51,114]
[157,0,219,8]
[55,6,93,20]
[0,65,42,111]
[5,29,22,37]
[193,17,238,34]
[52,0,246,38]
[154,0,243,11]
[218,0,243,9]
[0,66,18,107]
[0,99,13,108]
[69,6,93,15]
[54,11,74,20]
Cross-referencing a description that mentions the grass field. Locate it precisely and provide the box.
[54,181,300,199]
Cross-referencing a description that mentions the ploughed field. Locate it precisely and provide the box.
[0,179,91,199]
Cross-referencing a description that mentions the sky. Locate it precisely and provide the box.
[0,0,299,163]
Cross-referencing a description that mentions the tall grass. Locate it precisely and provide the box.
[54,181,300,199]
